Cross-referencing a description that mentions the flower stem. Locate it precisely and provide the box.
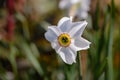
[105,0,115,80]
[77,51,82,80]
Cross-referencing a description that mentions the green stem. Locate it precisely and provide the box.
[9,43,18,80]
[94,8,109,80]
[105,0,115,80]
[77,51,82,80]
[106,20,114,80]
[94,59,107,79]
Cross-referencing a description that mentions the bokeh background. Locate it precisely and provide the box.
[0,0,120,80]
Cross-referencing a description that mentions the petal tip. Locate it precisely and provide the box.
[58,17,70,26]
[65,61,74,65]
[44,32,49,41]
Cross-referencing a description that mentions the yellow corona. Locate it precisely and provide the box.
[58,33,71,47]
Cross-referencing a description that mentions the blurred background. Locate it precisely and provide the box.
[0,0,120,80]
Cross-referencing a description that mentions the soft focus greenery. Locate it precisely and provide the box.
[0,0,120,80]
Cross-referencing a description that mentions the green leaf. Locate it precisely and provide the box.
[105,0,115,80]
[20,42,44,76]
[9,44,18,80]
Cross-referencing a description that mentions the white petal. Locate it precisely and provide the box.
[45,26,60,42]
[70,37,91,51]
[58,47,76,64]
[51,40,62,53]
[69,21,87,38]
[71,0,80,4]
[81,0,90,11]
[77,10,88,19]
[76,0,90,19]
[80,11,88,19]
[58,17,70,27]
[58,17,73,32]
[59,0,70,9]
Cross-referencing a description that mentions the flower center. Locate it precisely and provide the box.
[58,33,71,47]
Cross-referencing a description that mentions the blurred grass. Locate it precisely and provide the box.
[105,0,115,80]
[0,0,120,80]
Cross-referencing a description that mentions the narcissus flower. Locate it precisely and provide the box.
[59,0,80,9]
[45,17,91,64]
[59,0,90,19]
[76,0,90,19]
